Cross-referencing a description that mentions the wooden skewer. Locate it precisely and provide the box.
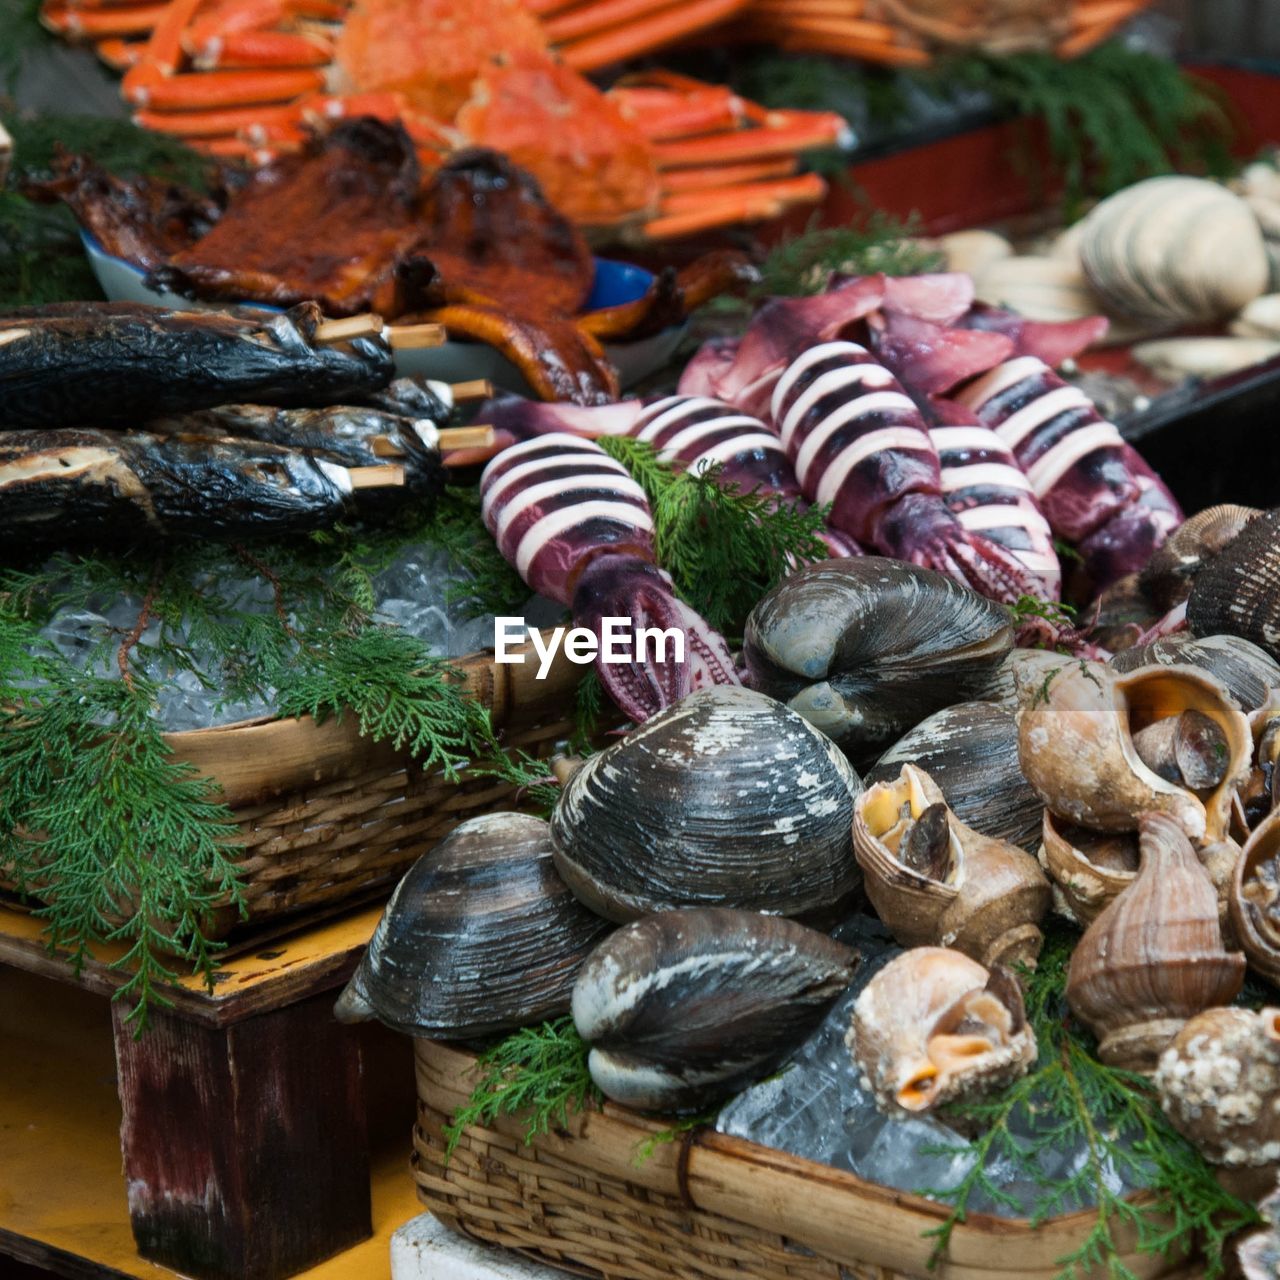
[347,463,405,489]
[370,435,404,458]
[314,313,384,344]
[448,379,493,402]
[385,322,447,350]
[437,425,495,453]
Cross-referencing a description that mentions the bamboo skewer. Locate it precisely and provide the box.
[437,425,495,453]
[385,322,447,350]
[312,315,447,350]
[346,463,405,489]
[448,379,493,402]
[313,313,384,344]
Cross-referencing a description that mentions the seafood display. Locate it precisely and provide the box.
[847,947,1036,1116]
[550,686,862,919]
[852,763,1050,968]
[572,907,857,1111]
[335,813,611,1038]
[743,558,1012,757]
[1065,813,1245,1070]
[479,433,739,720]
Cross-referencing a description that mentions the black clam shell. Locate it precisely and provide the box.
[572,907,857,1112]
[742,558,1013,762]
[866,701,1044,853]
[550,686,863,923]
[336,813,611,1038]
[1187,508,1280,663]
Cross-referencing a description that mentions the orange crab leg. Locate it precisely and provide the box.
[127,66,324,108]
[133,99,303,134]
[660,171,826,215]
[609,86,743,141]
[641,192,788,241]
[544,0,694,43]
[188,135,280,158]
[122,0,205,99]
[190,29,333,67]
[660,156,797,191]
[97,35,145,66]
[558,0,748,71]
[42,3,168,37]
[654,115,847,169]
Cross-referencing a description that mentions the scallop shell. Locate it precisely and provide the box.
[936,228,1013,279]
[1038,811,1139,927]
[853,763,1050,968]
[1015,659,1253,844]
[550,687,862,923]
[743,558,1013,760]
[846,947,1036,1116]
[1066,812,1245,1071]
[866,701,1044,852]
[1132,337,1280,382]
[572,908,856,1112]
[1154,1006,1280,1169]
[1137,505,1261,613]
[1187,507,1280,664]
[974,255,1102,324]
[334,813,611,1038]
[1080,176,1269,326]
[1231,807,1280,987]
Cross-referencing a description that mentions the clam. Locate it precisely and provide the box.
[334,813,611,1038]
[1187,507,1280,664]
[1066,812,1245,1071]
[866,700,1043,852]
[1038,812,1139,927]
[1079,176,1269,327]
[936,228,1013,279]
[846,947,1036,1117]
[1132,337,1280,382]
[1137,505,1260,613]
[1231,807,1280,987]
[743,558,1013,759]
[853,763,1050,968]
[1015,659,1253,844]
[572,908,856,1112]
[1155,1006,1280,1170]
[974,254,1102,325]
[550,686,862,923]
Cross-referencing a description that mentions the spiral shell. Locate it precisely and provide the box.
[743,557,1013,759]
[1038,811,1139,927]
[550,687,862,923]
[1188,508,1280,664]
[867,700,1044,852]
[1231,807,1280,987]
[334,813,611,1038]
[1016,659,1253,844]
[1066,812,1245,1071]
[573,908,856,1112]
[847,947,1036,1116]
[853,763,1050,968]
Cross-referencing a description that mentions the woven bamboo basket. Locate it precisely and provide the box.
[2,635,590,940]
[412,1039,1192,1280]
[728,0,1157,64]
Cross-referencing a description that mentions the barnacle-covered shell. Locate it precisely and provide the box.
[847,947,1036,1116]
[1154,1006,1280,1170]
[1232,807,1280,987]
[743,558,1013,758]
[853,764,1050,968]
[1038,811,1139,927]
[1016,659,1253,844]
[334,813,611,1038]
[1188,508,1280,664]
[572,908,856,1112]
[867,701,1044,852]
[1139,506,1260,612]
[1066,813,1245,1071]
[550,687,862,923]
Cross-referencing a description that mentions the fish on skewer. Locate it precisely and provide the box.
[479,431,740,722]
[0,300,395,431]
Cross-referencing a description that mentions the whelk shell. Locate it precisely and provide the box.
[572,907,857,1113]
[853,763,1050,968]
[1154,1005,1280,1170]
[1231,807,1280,987]
[1066,812,1245,1071]
[1038,812,1138,927]
[334,813,611,1038]
[847,947,1036,1117]
[743,557,1013,760]
[1016,659,1253,844]
[550,686,862,923]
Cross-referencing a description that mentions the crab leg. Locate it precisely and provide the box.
[43,3,169,37]
[557,0,748,72]
[188,29,333,67]
[97,36,146,66]
[480,432,740,721]
[770,340,1040,603]
[660,157,797,191]
[953,356,1182,588]
[659,172,826,215]
[653,112,848,168]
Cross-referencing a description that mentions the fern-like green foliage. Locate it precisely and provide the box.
[598,436,829,641]
[442,1016,600,1160]
[923,926,1260,1279]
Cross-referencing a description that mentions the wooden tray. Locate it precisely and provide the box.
[411,1040,1187,1280]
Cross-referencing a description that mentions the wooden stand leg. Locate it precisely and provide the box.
[111,991,372,1280]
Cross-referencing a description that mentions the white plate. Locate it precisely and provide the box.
[82,234,687,394]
